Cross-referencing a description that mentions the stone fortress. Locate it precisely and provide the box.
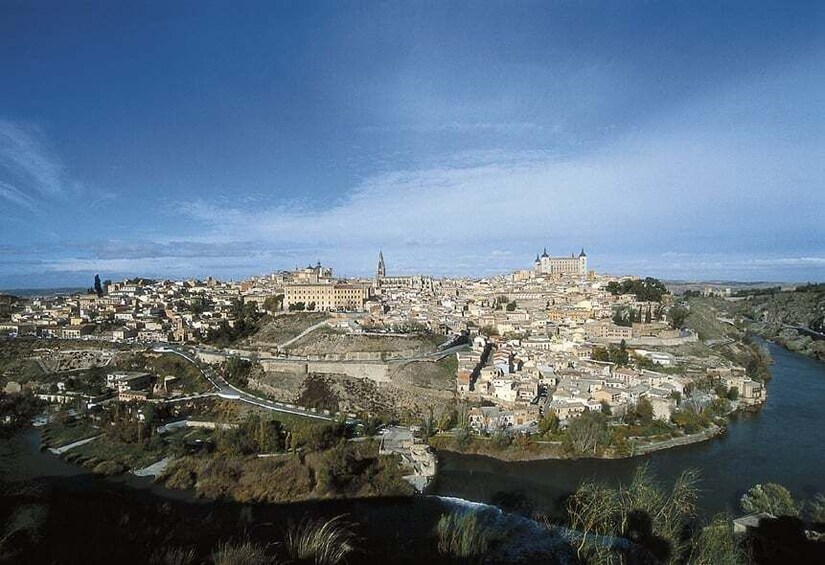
[533,247,588,276]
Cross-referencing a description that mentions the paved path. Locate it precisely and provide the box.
[49,434,102,455]
[153,344,333,421]
[277,319,331,349]
[133,456,175,477]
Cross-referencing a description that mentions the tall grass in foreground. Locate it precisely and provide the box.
[149,546,197,565]
[564,463,708,564]
[436,510,495,558]
[285,515,356,565]
[211,540,270,565]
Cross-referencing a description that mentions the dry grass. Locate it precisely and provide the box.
[211,540,270,565]
[284,515,356,565]
[436,510,498,558]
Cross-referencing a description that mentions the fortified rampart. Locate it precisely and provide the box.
[195,349,392,383]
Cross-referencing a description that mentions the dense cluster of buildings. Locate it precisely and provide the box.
[1,246,766,428]
[0,262,375,344]
[361,249,764,430]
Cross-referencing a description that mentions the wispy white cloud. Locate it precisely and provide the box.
[0,120,78,213]
[164,59,824,282]
[177,121,822,253]
[0,180,38,212]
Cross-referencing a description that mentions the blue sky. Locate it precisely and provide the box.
[1,1,823,288]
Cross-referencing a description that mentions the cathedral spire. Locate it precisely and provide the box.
[376,250,386,279]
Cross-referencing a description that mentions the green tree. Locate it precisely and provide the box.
[437,409,457,432]
[93,274,103,297]
[612,308,632,327]
[294,420,347,452]
[626,397,654,425]
[669,304,689,329]
[537,410,559,436]
[421,409,436,441]
[606,277,669,302]
[605,340,630,366]
[740,483,799,516]
[263,294,284,312]
[224,356,253,387]
[726,387,739,401]
[591,346,609,362]
[479,325,499,337]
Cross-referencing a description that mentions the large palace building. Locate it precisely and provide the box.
[283,262,372,311]
[533,247,588,276]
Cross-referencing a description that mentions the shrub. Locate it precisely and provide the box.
[740,483,799,517]
[807,493,825,523]
[160,459,198,490]
[452,428,472,450]
[490,429,511,450]
[92,460,127,476]
[566,463,699,562]
[689,513,745,565]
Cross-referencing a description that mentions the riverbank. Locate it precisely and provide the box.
[1,429,580,564]
[750,324,825,362]
[693,286,825,362]
[432,341,825,520]
[36,411,416,504]
[5,341,825,562]
[430,423,726,463]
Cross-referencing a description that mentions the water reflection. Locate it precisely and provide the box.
[432,342,825,517]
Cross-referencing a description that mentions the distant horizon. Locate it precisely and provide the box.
[2,250,824,289]
[1,262,818,295]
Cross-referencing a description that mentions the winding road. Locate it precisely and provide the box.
[152,344,333,421]
[151,331,467,422]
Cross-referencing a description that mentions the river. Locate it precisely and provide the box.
[1,341,823,559]
[430,341,825,517]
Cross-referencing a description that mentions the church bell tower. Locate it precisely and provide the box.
[375,250,386,287]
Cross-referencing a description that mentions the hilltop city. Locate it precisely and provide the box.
[1,246,768,462]
[0,243,813,562]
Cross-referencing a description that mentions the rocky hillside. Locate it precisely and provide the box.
[244,312,329,346]
[736,285,825,362]
[681,286,825,362]
[741,284,824,327]
[247,355,457,422]
[283,330,444,357]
